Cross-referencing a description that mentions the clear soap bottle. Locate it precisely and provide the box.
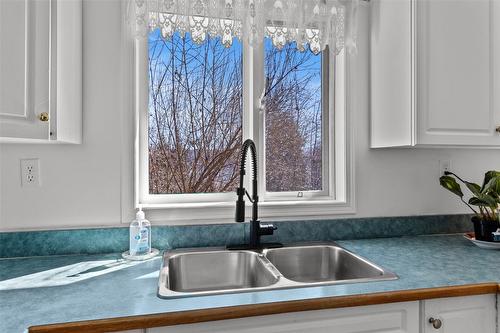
[129,207,151,256]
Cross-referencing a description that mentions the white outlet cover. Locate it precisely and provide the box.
[20,158,40,187]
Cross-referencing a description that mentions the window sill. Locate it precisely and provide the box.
[134,199,356,225]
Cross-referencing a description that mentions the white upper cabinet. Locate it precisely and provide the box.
[0,0,49,140]
[371,0,500,148]
[0,0,82,143]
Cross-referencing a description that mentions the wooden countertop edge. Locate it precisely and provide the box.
[29,283,500,333]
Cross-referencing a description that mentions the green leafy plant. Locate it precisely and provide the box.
[440,170,500,222]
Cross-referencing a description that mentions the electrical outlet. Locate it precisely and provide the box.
[20,159,40,187]
[439,159,452,176]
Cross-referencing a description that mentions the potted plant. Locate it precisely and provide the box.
[440,170,500,241]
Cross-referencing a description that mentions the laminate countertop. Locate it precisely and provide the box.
[1,234,499,333]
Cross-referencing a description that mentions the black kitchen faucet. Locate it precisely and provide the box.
[229,139,281,250]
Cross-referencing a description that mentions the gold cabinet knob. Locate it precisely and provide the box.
[39,112,49,122]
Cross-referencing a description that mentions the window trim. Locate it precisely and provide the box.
[131,32,355,224]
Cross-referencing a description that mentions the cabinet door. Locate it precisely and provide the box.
[0,0,82,143]
[416,0,500,146]
[423,294,496,333]
[370,0,414,148]
[147,301,419,333]
[0,0,51,140]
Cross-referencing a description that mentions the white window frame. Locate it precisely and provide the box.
[132,32,355,224]
[256,40,332,202]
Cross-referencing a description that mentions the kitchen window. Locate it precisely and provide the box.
[132,1,356,222]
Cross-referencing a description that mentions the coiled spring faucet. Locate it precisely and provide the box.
[233,139,279,249]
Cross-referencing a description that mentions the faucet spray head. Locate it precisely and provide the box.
[235,187,246,222]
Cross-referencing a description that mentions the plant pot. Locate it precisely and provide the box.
[471,216,499,242]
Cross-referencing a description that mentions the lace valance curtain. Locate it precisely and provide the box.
[132,0,359,55]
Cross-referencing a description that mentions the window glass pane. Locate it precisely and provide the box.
[264,38,323,192]
[148,30,243,194]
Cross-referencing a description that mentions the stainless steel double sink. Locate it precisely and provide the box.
[158,243,397,298]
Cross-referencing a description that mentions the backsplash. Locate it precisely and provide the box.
[0,214,472,258]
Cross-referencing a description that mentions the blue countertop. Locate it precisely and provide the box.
[1,234,499,332]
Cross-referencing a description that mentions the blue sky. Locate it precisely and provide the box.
[148,28,320,80]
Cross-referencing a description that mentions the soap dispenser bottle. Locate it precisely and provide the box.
[129,207,151,256]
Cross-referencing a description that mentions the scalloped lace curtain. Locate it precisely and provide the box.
[131,0,359,55]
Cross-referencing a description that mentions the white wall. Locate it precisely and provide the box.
[0,0,123,230]
[0,1,499,231]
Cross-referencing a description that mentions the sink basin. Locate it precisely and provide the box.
[159,250,280,297]
[264,245,390,283]
[158,243,397,298]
